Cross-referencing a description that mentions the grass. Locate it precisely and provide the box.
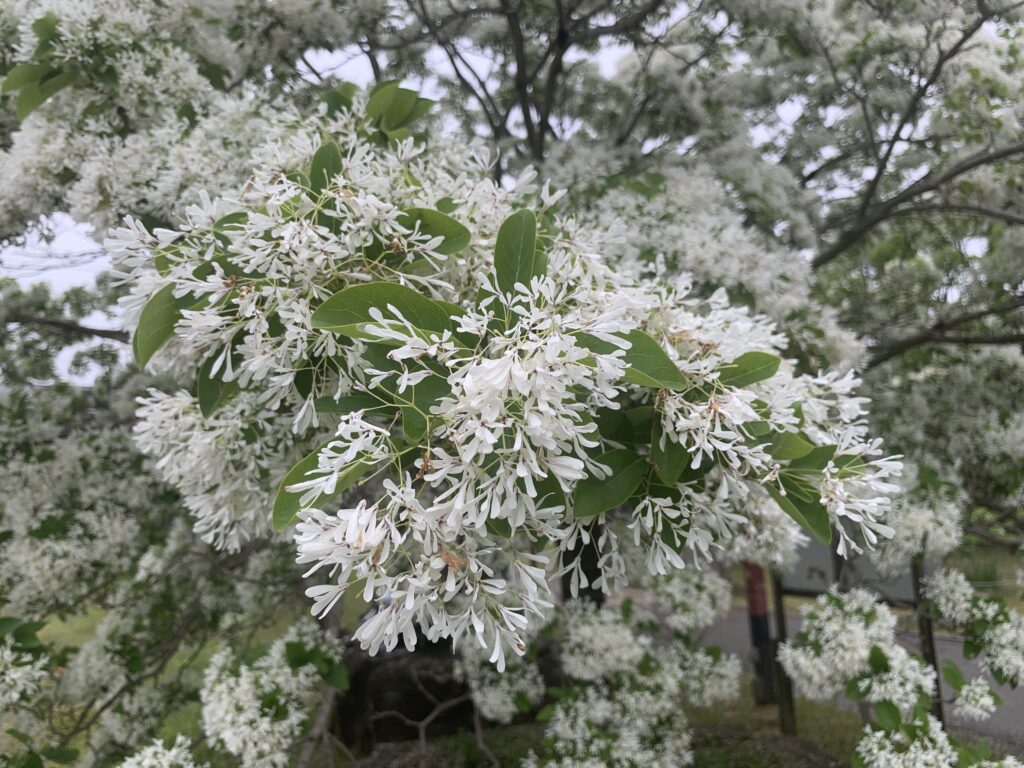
[687,678,861,766]
[949,545,1023,610]
[37,607,104,648]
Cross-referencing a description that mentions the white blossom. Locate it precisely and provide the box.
[855,714,957,768]
[0,638,47,711]
[118,736,207,768]
[953,677,998,722]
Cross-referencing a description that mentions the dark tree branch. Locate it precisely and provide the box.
[887,202,1024,227]
[813,139,1024,268]
[573,0,668,42]
[502,0,543,160]
[10,313,128,343]
[296,687,338,768]
[857,12,991,216]
[868,317,1024,369]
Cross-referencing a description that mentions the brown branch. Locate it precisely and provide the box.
[10,313,128,343]
[473,706,500,768]
[296,687,338,768]
[373,693,472,754]
[813,139,1024,268]
[887,202,1024,227]
[857,13,990,216]
[502,0,543,160]
[572,0,668,42]
[867,319,1024,368]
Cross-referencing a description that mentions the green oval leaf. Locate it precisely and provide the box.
[651,419,686,484]
[576,330,687,391]
[619,330,687,390]
[769,478,832,546]
[941,660,965,692]
[133,285,181,369]
[787,444,838,472]
[494,209,541,294]
[311,281,457,338]
[873,700,901,732]
[365,80,399,120]
[197,354,240,418]
[379,87,418,131]
[769,431,815,460]
[273,447,374,530]
[2,62,47,93]
[717,351,781,388]
[573,449,648,519]
[868,645,890,674]
[40,747,78,765]
[398,208,471,255]
[309,140,343,195]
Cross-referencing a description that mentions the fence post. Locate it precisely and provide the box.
[911,554,945,724]
[770,571,797,735]
[743,563,776,703]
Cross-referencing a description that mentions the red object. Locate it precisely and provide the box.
[744,562,768,616]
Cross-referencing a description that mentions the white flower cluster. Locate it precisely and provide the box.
[133,389,298,551]
[577,164,863,367]
[854,714,956,768]
[526,603,701,768]
[118,736,207,768]
[199,622,340,768]
[0,637,47,711]
[117,87,901,669]
[455,641,545,724]
[673,643,742,708]
[782,580,1024,764]
[953,677,998,722]
[782,590,938,717]
[717,495,809,571]
[923,568,978,626]
[979,615,1024,690]
[559,601,650,682]
[925,568,1024,688]
[0,0,355,234]
[0,389,151,616]
[648,567,733,636]
[869,484,962,579]
[778,588,897,698]
[525,685,694,768]
[855,644,936,716]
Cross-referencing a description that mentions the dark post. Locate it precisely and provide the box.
[911,554,945,724]
[770,571,797,735]
[743,562,776,703]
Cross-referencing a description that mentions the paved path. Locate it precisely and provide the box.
[701,606,1024,755]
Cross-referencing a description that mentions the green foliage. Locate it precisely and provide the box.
[308,140,343,196]
[197,354,240,417]
[717,352,780,388]
[651,419,687,484]
[311,281,458,338]
[873,700,901,732]
[768,477,831,546]
[273,447,375,530]
[364,80,435,141]
[577,330,688,390]
[573,449,648,518]
[941,660,965,692]
[494,209,543,294]
[398,208,472,255]
[132,285,182,369]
